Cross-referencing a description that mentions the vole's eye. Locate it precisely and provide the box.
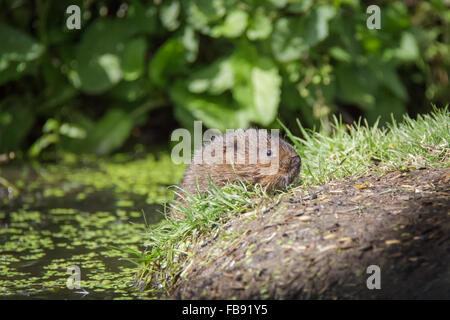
[211,135,215,141]
[267,150,272,156]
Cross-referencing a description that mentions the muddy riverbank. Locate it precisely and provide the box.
[171,168,450,299]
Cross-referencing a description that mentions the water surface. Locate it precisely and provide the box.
[0,153,183,299]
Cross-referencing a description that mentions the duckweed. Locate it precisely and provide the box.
[0,153,184,299]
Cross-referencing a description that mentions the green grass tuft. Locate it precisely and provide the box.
[281,105,449,185]
[133,181,270,292]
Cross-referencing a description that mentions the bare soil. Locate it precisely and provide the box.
[171,168,450,299]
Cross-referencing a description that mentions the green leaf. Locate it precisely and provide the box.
[126,0,158,34]
[43,118,60,133]
[88,109,134,155]
[361,31,383,53]
[187,57,234,95]
[333,15,361,60]
[108,79,148,102]
[122,37,147,81]
[149,38,186,87]
[171,81,248,130]
[329,46,352,63]
[160,0,181,31]
[0,60,39,86]
[59,123,87,139]
[246,9,272,40]
[250,64,282,125]
[268,0,287,8]
[286,0,313,13]
[99,54,122,82]
[0,23,44,84]
[271,6,334,63]
[28,133,59,158]
[0,23,44,63]
[232,45,281,126]
[304,5,335,46]
[271,17,308,63]
[211,10,248,38]
[395,32,419,62]
[72,19,138,94]
[187,0,226,33]
[384,2,410,32]
[181,26,199,63]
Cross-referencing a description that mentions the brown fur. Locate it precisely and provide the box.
[173,129,301,213]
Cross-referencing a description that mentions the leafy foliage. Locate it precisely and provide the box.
[0,0,448,156]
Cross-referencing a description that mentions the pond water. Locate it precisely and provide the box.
[0,153,184,299]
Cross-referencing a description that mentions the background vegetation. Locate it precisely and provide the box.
[0,0,448,158]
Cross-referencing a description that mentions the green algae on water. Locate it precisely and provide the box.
[0,153,184,299]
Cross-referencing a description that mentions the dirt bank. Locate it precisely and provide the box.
[171,168,450,299]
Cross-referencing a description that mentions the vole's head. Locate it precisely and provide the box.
[248,130,301,191]
[203,129,301,191]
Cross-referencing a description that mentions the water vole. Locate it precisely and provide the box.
[175,129,301,204]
